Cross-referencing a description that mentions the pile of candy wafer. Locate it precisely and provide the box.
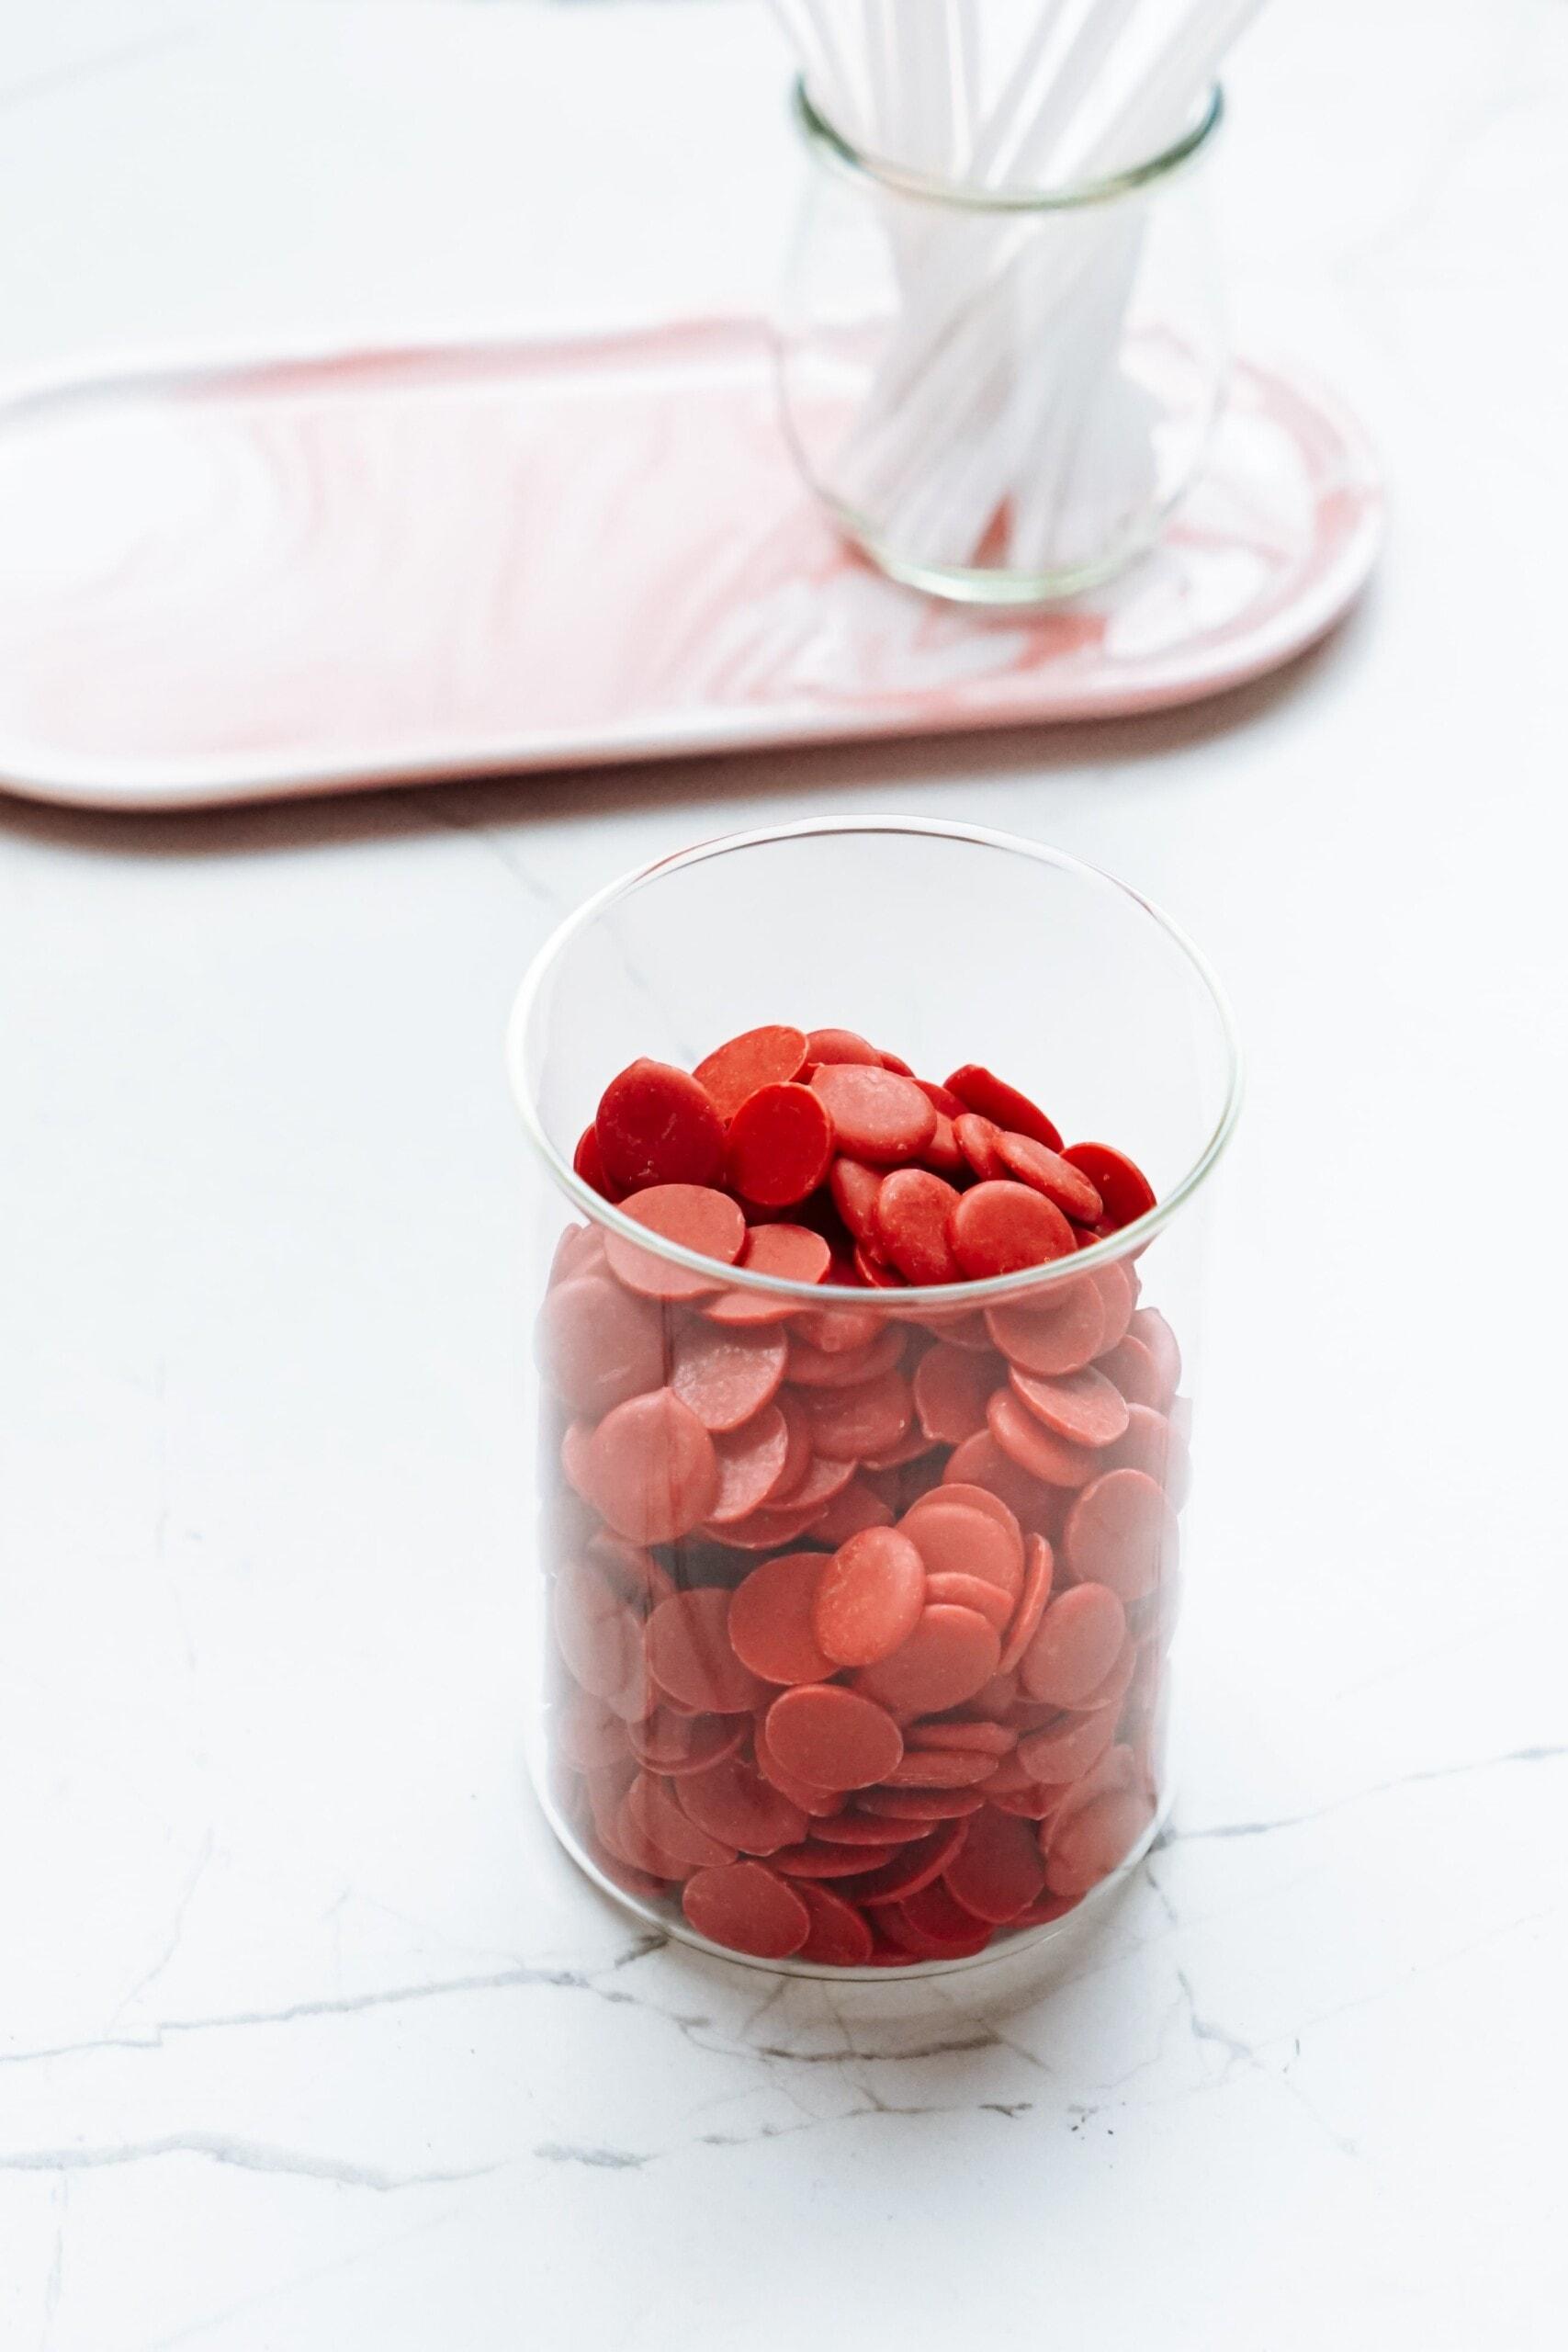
[543,1023,1182,1965]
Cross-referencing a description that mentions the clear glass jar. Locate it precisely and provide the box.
[773,83,1229,607]
[508,820,1240,1975]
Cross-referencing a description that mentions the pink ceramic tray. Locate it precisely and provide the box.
[0,320,1381,810]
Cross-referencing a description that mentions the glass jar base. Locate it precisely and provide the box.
[530,1763,1173,1988]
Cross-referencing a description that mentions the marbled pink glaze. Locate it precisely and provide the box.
[0,321,1382,809]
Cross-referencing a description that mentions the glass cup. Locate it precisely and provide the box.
[773,82,1229,606]
[507,819,1240,1975]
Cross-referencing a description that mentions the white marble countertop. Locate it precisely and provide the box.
[3,3,1566,2346]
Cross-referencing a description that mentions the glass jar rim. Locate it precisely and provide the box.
[508,818,1242,1311]
[792,76,1224,215]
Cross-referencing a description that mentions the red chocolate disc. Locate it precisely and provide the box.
[582,1389,719,1543]
[894,1880,997,1956]
[807,1027,881,1067]
[1062,1468,1178,1602]
[912,1344,998,1444]
[726,1082,835,1209]
[1097,1335,1163,1411]
[873,1170,964,1284]
[795,1881,874,1967]
[624,1771,737,1870]
[765,1684,906,1791]
[558,1694,635,1772]
[693,1024,809,1120]
[605,1184,746,1302]
[945,1065,1064,1153]
[997,1532,1055,1674]
[595,1059,726,1192]
[949,1182,1078,1280]
[752,1714,848,1817]
[705,1224,832,1326]
[953,1113,1007,1181]
[987,1388,1101,1489]
[1019,1583,1127,1707]
[809,1065,939,1166]
[924,1115,964,1176]
[1043,1788,1155,1899]
[829,1158,885,1250]
[1129,1307,1182,1402]
[993,1132,1104,1222]
[541,1272,668,1420]
[812,1526,929,1667]
[1091,1260,1136,1351]
[671,1320,788,1432]
[1010,1363,1130,1451]
[943,1807,1047,1923]
[705,1404,793,1524]
[852,1604,1001,1716]
[903,1498,1024,1596]
[682,1861,810,1958]
[677,1753,809,1854]
[941,1431,1062,1534]
[573,1125,621,1204]
[728,1552,835,1686]
[1061,1142,1156,1231]
[646,1587,769,1713]
[986,1281,1104,1377]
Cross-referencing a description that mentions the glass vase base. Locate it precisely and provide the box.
[831,502,1163,610]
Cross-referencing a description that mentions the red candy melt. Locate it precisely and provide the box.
[949,1182,1078,1279]
[583,1390,717,1543]
[682,1862,810,1957]
[812,1526,928,1667]
[646,1588,768,1713]
[728,1553,834,1685]
[604,1184,746,1302]
[945,1065,1064,1153]
[727,1082,835,1208]
[765,1684,906,1790]
[874,1169,963,1284]
[853,1604,1002,1716]
[693,1024,809,1120]
[671,1321,787,1432]
[808,1064,939,1164]
[541,1019,1187,1967]
[1062,1141,1157,1231]
[1020,1583,1127,1707]
[596,1060,726,1192]
[993,1132,1103,1222]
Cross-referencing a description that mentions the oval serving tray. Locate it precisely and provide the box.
[0,320,1381,810]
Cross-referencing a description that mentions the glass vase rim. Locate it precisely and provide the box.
[790,75,1225,215]
[506,818,1243,1312]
